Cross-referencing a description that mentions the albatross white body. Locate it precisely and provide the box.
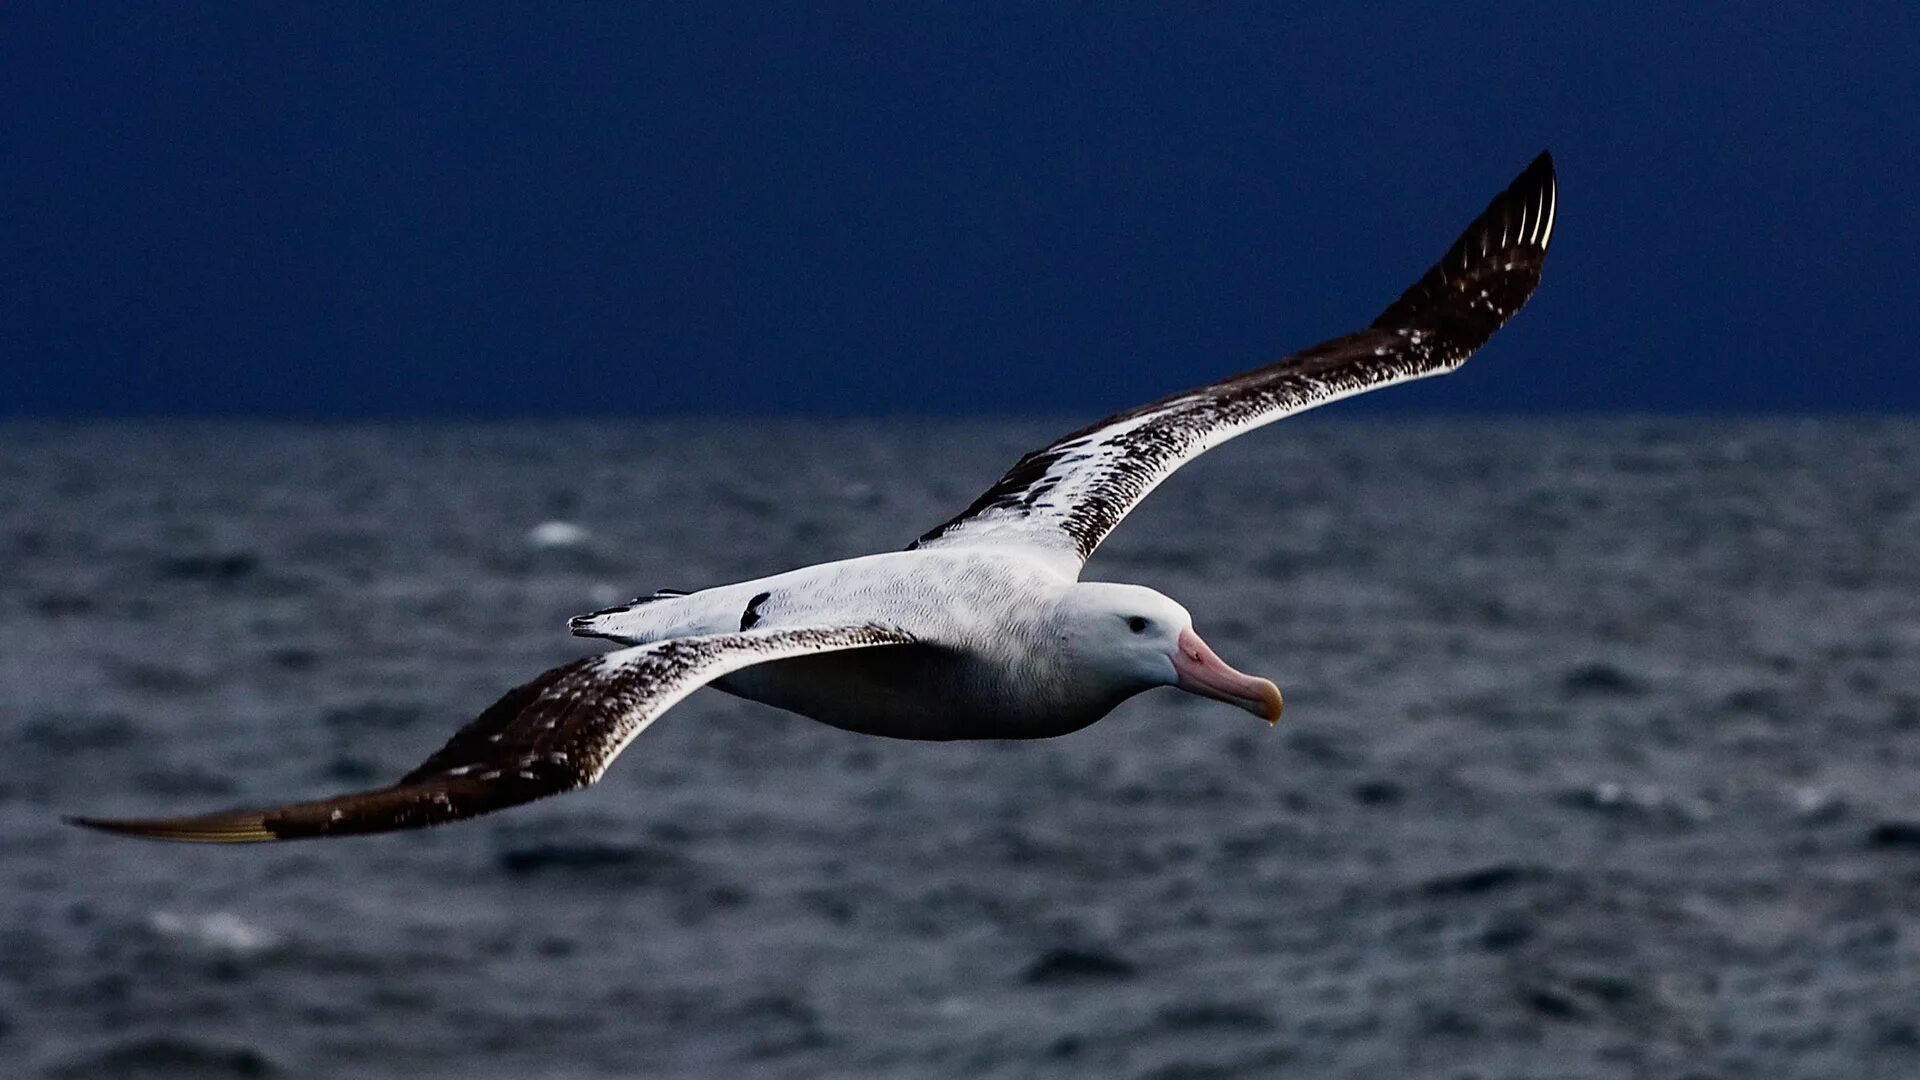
[587,549,1187,741]
[70,152,1557,843]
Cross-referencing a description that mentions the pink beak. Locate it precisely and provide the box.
[1172,628,1284,723]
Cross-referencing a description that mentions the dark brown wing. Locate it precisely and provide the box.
[910,151,1556,567]
[67,625,912,843]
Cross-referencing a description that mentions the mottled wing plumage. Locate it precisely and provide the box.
[68,625,912,842]
[911,152,1556,566]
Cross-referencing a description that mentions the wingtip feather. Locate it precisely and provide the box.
[1368,150,1559,357]
[65,812,279,844]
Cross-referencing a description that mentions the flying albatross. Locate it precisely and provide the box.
[69,152,1556,842]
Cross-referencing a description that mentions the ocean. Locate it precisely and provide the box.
[3,418,1918,1079]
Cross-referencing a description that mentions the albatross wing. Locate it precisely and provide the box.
[68,625,912,842]
[910,151,1557,568]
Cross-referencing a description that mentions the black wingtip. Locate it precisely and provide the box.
[1369,150,1558,360]
[65,811,279,844]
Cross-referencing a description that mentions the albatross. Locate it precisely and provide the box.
[70,152,1556,842]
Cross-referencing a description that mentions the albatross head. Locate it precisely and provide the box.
[1062,583,1283,723]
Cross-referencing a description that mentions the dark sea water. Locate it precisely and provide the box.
[3,418,1919,1079]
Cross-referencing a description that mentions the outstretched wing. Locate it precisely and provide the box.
[910,151,1557,569]
[67,625,912,843]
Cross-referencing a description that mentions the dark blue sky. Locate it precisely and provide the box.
[4,4,1914,417]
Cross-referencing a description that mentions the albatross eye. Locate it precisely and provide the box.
[1126,616,1150,634]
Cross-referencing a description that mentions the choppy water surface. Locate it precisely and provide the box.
[3,418,1919,1079]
